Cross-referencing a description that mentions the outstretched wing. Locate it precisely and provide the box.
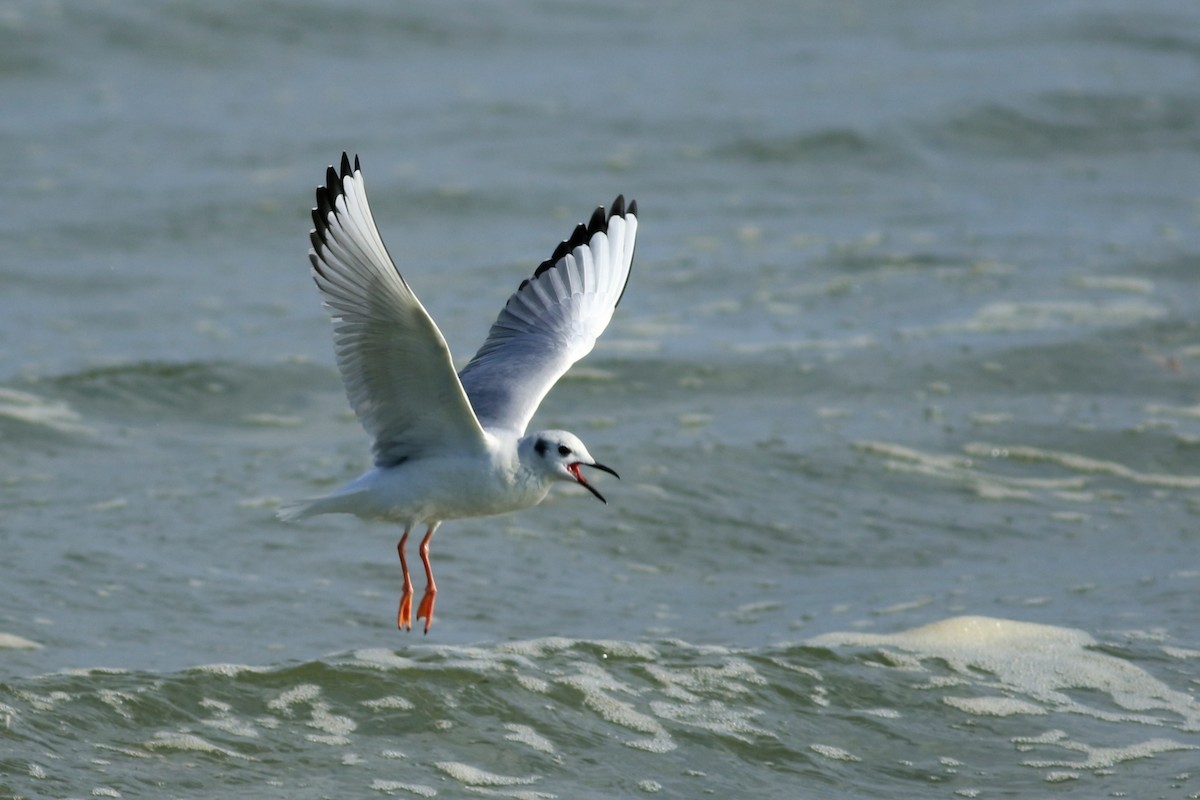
[457,196,637,436]
[308,153,488,467]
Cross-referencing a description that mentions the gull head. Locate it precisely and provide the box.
[523,430,619,504]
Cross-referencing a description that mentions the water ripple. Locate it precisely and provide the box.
[3,626,1197,797]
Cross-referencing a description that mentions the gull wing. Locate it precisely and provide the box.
[457,196,637,436]
[308,153,488,467]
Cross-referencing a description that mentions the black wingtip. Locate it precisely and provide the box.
[587,204,606,235]
[310,154,362,268]
[317,153,360,206]
[312,153,365,239]
[313,190,331,230]
[528,196,636,280]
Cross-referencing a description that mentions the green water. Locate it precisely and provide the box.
[3,1,1200,797]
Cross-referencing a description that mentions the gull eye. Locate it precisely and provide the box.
[557,444,572,457]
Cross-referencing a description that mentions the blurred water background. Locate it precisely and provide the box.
[3,1,1200,797]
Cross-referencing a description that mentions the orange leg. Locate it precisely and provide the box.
[415,522,440,634]
[396,528,413,631]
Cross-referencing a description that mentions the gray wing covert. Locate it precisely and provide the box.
[458,196,638,436]
[308,154,488,466]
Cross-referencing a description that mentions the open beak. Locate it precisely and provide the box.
[567,461,620,504]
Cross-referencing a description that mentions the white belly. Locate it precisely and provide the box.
[342,455,551,525]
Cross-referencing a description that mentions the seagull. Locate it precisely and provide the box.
[279,153,637,634]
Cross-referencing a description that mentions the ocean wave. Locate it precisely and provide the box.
[37,359,336,424]
[928,92,1200,157]
[3,621,1197,798]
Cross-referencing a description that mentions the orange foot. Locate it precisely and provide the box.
[416,587,437,635]
[396,589,413,631]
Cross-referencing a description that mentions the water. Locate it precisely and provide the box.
[3,1,1200,796]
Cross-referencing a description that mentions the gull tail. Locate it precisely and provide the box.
[276,490,366,522]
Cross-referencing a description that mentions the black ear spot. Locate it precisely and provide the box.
[535,439,548,456]
[557,444,572,457]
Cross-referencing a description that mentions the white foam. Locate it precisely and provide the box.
[267,684,321,714]
[199,698,260,738]
[913,299,1166,335]
[190,663,272,677]
[144,731,256,760]
[649,699,769,743]
[809,743,861,762]
[1146,402,1200,419]
[644,657,767,697]
[97,690,136,721]
[362,695,415,711]
[1071,275,1154,294]
[352,648,418,670]
[55,667,129,677]
[861,708,901,719]
[93,744,151,760]
[10,690,62,714]
[963,442,1200,490]
[369,780,436,796]
[559,666,671,738]
[877,597,934,615]
[1044,771,1080,783]
[0,632,43,649]
[942,696,1046,717]
[514,674,551,694]
[503,723,556,754]
[433,761,539,786]
[970,412,1013,426]
[622,735,676,753]
[497,637,658,661]
[1163,646,1200,660]
[639,658,771,742]
[811,616,1200,731]
[88,496,127,512]
[1013,729,1197,770]
[304,702,356,744]
[731,334,876,355]
[855,440,1090,499]
[0,387,92,435]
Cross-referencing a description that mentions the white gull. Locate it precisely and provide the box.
[280,154,637,633]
